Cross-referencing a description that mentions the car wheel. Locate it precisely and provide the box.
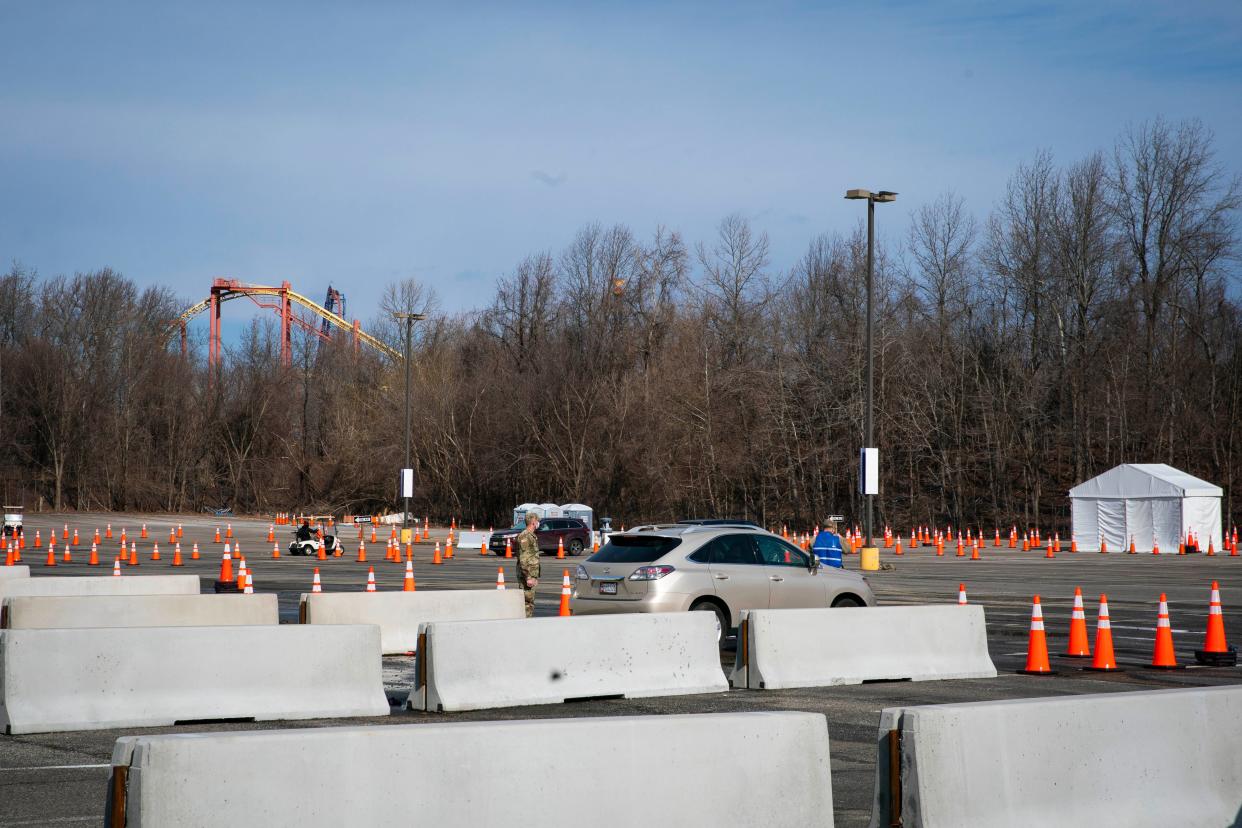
[690,600,728,644]
[832,595,864,608]
[569,539,584,556]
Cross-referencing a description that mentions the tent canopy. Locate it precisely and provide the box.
[1069,464,1222,499]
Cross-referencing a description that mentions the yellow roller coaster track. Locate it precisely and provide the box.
[171,279,403,364]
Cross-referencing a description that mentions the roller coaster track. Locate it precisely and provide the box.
[172,278,402,367]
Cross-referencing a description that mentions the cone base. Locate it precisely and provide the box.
[1061,653,1092,659]
[212,580,241,593]
[1017,668,1057,676]
[1194,647,1238,667]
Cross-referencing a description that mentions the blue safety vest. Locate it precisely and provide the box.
[811,531,844,568]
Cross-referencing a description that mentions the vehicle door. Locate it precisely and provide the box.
[754,535,829,609]
[703,533,769,621]
[536,519,566,553]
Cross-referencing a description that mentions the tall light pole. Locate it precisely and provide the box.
[844,188,896,568]
[394,312,425,539]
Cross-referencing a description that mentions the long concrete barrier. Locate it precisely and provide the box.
[299,589,523,654]
[0,624,388,734]
[868,685,1242,828]
[107,711,833,827]
[731,605,996,690]
[0,565,30,581]
[1,594,277,630]
[0,575,200,602]
[410,611,728,712]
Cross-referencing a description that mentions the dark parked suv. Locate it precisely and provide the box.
[490,517,592,556]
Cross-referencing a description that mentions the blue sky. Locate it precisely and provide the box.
[2,0,1240,333]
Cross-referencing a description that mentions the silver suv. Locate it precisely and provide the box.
[572,524,875,639]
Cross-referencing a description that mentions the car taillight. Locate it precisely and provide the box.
[575,565,589,580]
[628,565,675,581]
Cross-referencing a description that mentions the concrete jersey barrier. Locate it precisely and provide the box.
[868,684,1242,828]
[0,575,200,602]
[299,589,524,654]
[731,604,997,690]
[410,611,728,712]
[0,624,388,734]
[107,711,833,827]
[0,566,30,581]
[1,593,277,630]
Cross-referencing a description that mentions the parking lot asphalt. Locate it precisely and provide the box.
[3,512,1240,826]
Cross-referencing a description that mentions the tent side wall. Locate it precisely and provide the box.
[1182,496,1223,552]
[1071,498,1100,551]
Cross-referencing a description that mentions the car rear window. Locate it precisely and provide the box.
[590,535,682,563]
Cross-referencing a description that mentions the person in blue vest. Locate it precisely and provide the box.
[811,519,845,569]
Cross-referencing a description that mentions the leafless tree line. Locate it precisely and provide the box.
[1,118,1238,531]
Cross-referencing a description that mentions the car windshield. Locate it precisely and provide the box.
[590,535,681,563]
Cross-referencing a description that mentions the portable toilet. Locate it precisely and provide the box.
[540,503,564,519]
[561,503,594,531]
[513,503,540,528]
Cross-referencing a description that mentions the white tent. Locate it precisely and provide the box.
[1069,464,1222,553]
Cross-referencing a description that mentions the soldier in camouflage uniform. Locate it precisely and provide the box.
[516,511,541,617]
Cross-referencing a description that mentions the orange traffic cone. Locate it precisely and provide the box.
[557,537,565,559]
[496,567,506,590]
[970,543,980,560]
[112,558,121,576]
[191,542,200,560]
[1018,596,1055,675]
[370,526,377,543]
[481,539,488,556]
[957,583,967,605]
[1195,581,1237,666]
[1150,593,1181,669]
[44,544,56,567]
[432,541,442,564]
[445,538,454,560]
[177,523,183,539]
[272,540,280,559]
[1128,535,1136,554]
[505,537,513,558]
[1207,537,1215,557]
[129,541,139,566]
[956,537,965,557]
[33,530,42,548]
[1064,587,1090,657]
[1045,539,1054,559]
[151,542,161,562]
[402,559,416,591]
[994,529,1001,547]
[168,528,176,544]
[1085,595,1118,671]
[1100,536,1108,554]
[242,571,254,594]
[365,567,377,593]
[317,539,327,561]
[267,524,275,543]
[140,523,148,539]
[558,569,572,616]
[214,527,221,543]
[236,558,248,592]
[225,523,233,539]
[311,568,322,593]
[4,542,13,567]
[171,543,183,567]
[105,524,112,540]
[218,544,235,583]
[895,538,904,556]
[62,542,72,563]
[356,540,367,562]
[1070,536,1079,553]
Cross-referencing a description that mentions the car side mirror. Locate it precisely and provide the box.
[808,556,820,573]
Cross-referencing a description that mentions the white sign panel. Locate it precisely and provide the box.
[859,448,879,496]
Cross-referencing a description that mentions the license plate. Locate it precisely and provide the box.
[599,582,618,595]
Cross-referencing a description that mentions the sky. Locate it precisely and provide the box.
[2,0,1241,336]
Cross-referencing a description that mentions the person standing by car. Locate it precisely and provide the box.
[811,519,845,569]
[296,519,314,543]
[516,511,541,617]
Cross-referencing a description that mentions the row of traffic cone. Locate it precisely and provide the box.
[1019,582,1236,673]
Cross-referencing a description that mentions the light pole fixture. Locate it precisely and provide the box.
[393,312,426,539]
[844,188,897,570]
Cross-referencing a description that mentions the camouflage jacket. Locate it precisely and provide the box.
[516,527,541,581]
